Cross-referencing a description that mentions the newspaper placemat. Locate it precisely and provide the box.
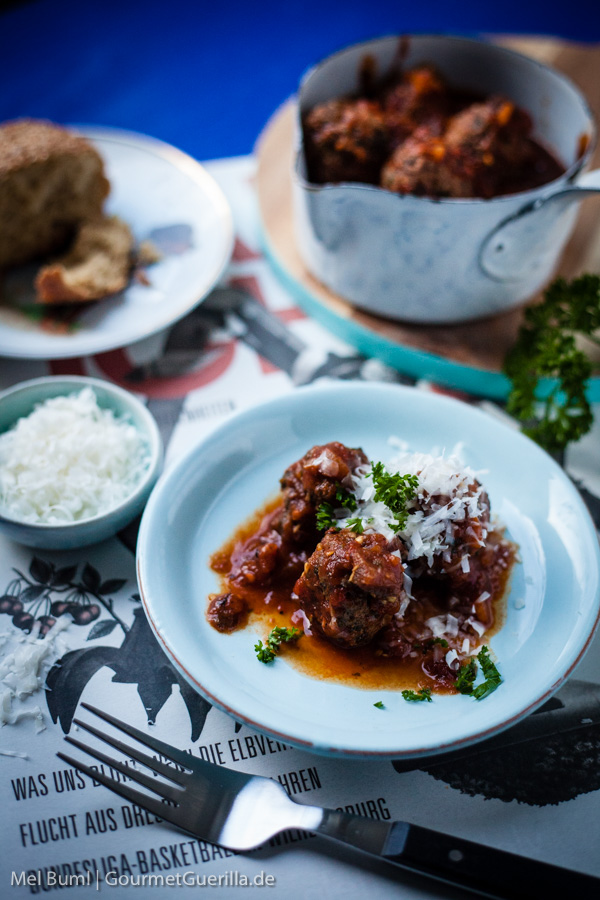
[0,157,599,899]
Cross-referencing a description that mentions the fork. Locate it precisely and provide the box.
[58,703,599,900]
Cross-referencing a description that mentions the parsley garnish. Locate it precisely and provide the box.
[316,484,357,531]
[504,274,600,453]
[369,463,418,533]
[455,646,502,699]
[346,517,364,534]
[373,700,385,709]
[316,501,336,532]
[472,646,502,700]
[255,626,302,664]
[336,485,357,511]
[401,688,432,703]
[254,640,277,664]
[455,658,477,694]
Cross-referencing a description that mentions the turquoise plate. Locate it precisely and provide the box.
[260,227,600,402]
[136,382,600,758]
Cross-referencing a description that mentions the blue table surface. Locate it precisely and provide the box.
[1,0,599,162]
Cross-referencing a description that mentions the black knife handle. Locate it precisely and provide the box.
[383,821,600,899]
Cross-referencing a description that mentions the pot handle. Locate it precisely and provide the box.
[479,168,600,281]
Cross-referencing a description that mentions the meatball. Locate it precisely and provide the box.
[382,96,534,199]
[445,96,532,162]
[427,483,491,581]
[207,593,248,632]
[280,442,368,546]
[303,99,389,185]
[229,507,306,588]
[443,96,534,197]
[381,129,470,197]
[231,526,282,586]
[405,480,492,586]
[294,528,405,648]
[381,65,448,147]
[444,530,514,614]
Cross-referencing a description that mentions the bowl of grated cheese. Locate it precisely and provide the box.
[0,376,163,548]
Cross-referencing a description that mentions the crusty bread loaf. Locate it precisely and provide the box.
[35,215,134,304]
[0,119,110,269]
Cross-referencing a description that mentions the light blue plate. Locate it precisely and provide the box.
[259,224,600,402]
[137,382,600,758]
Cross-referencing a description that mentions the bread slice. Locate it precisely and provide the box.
[35,215,134,304]
[0,119,109,269]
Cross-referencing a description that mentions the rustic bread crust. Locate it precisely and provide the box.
[0,119,110,269]
[35,215,134,304]
[0,119,107,176]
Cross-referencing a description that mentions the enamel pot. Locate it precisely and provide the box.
[293,35,599,324]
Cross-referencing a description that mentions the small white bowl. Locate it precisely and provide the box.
[0,376,163,549]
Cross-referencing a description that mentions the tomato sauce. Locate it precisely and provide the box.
[208,495,516,695]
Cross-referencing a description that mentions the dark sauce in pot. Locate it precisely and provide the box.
[303,61,565,199]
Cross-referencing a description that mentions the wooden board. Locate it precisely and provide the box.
[256,36,600,399]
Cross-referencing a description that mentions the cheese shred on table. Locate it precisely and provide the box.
[0,387,149,524]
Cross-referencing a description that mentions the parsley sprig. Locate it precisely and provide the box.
[345,517,365,534]
[471,646,502,700]
[401,688,433,703]
[455,646,502,700]
[315,502,337,532]
[255,626,302,663]
[316,484,357,532]
[398,647,501,703]
[455,658,478,694]
[316,466,419,535]
[369,463,418,533]
[504,274,600,453]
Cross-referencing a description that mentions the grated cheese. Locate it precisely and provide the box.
[339,442,488,567]
[467,617,487,637]
[425,613,459,638]
[445,649,459,668]
[0,615,71,735]
[291,608,313,635]
[0,388,149,524]
[396,596,410,619]
[330,441,503,657]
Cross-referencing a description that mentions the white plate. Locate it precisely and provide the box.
[136,382,600,758]
[0,127,233,359]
